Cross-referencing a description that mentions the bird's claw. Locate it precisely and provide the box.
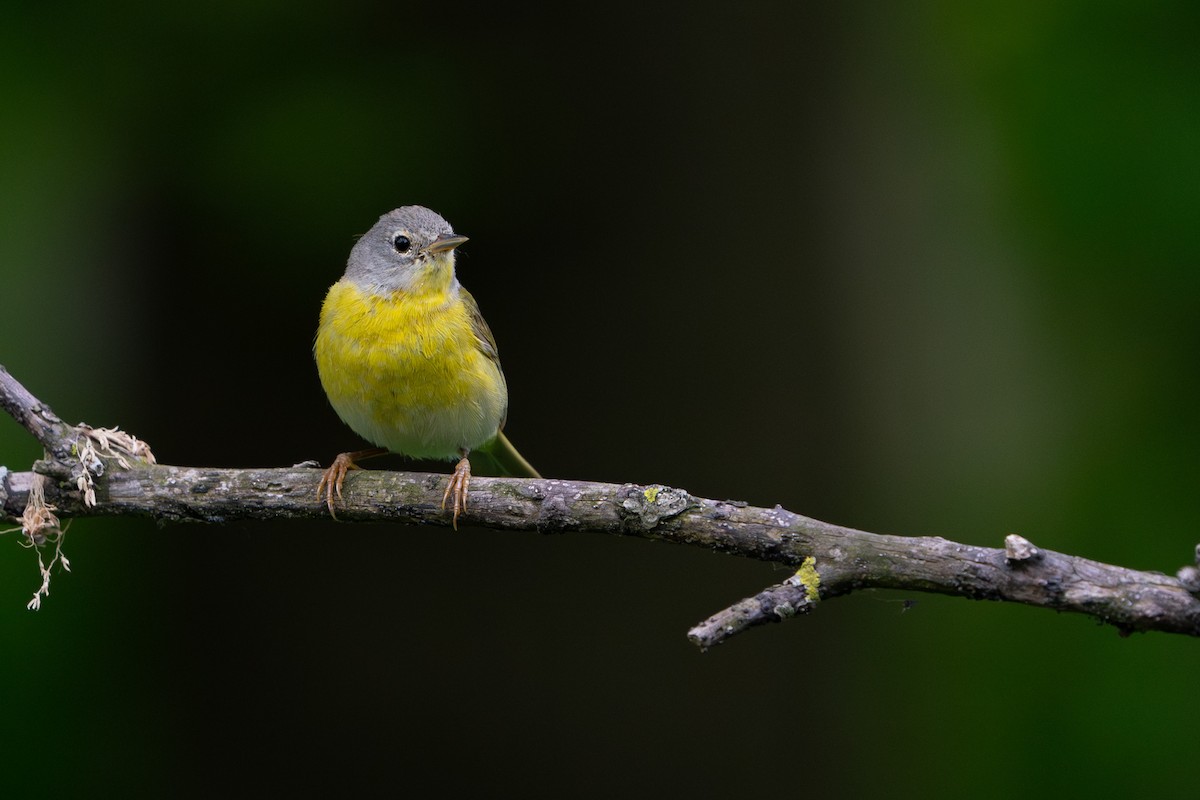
[316,452,361,519]
[441,456,471,530]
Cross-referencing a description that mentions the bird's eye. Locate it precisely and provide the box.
[392,235,412,253]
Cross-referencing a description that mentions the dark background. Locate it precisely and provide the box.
[3,2,1199,796]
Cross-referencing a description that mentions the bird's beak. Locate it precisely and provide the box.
[424,234,469,254]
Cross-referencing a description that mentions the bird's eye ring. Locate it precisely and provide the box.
[392,234,412,253]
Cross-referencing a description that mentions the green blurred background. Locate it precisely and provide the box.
[2,1,1198,796]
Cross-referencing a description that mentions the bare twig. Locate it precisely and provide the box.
[2,363,1199,644]
[0,365,77,459]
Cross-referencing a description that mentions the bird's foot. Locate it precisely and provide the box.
[316,447,388,519]
[441,455,472,530]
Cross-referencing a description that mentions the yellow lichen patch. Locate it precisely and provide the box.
[643,486,660,503]
[796,557,821,602]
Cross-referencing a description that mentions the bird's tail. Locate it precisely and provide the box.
[475,431,540,478]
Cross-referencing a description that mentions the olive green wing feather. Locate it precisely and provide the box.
[460,288,539,479]
[461,287,508,429]
[461,287,500,363]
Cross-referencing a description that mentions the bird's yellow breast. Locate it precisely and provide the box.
[314,279,507,460]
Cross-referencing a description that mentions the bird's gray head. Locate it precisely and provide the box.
[344,206,469,296]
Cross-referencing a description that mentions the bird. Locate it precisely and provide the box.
[313,205,539,527]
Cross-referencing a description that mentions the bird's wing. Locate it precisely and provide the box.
[461,287,508,430]
[461,287,499,361]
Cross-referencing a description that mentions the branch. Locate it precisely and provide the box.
[3,364,1200,645]
[0,364,77,459]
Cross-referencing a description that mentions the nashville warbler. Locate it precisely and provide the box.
[314,206,538,526]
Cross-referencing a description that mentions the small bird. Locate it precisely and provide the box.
[314,206,539,526]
